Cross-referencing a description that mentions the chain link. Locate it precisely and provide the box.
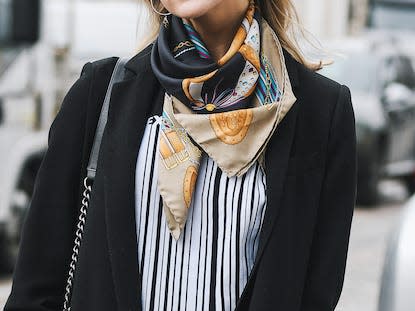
[262,54,272,105]
[63,177,92,311]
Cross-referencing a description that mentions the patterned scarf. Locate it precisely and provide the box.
[150,2,297,240]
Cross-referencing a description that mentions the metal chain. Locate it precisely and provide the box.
[63,176,92,311]
[262,54,272,105]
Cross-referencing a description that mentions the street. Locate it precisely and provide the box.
[0,276,10,308]
[0,180,408,310]
[337,183,405,311]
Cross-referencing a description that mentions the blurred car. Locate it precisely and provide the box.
[369,0,415,32]
[378,194,415,311]
[0,0,147,272]
[320,36,415,205]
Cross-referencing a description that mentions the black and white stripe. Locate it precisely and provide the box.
[135,115,267,311]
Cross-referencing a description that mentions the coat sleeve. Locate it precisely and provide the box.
[300,85,357,311]
[4,62,94,311]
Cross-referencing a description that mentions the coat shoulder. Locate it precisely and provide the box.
[76,56,123,104]
[288,59,354,151]
[298,63,344,100]
[84,42,154,80]
[295,61,351,118]
[82,56,119,80]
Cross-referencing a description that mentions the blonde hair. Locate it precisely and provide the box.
[136,0,323,71]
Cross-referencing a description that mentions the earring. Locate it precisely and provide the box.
[151,0,172,16]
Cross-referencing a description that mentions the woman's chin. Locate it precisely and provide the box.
[161,0,222,19]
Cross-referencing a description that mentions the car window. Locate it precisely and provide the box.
[371,4,415,31]
[395,56,415,89]
[381,55,415,90]
[0,0,12,44]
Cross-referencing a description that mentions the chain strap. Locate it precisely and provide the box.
[63,177,93,311]
[262,54,272,105]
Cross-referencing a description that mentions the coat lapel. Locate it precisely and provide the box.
[236,50,300,309]
[102,44,300,310]
[256,50,300,261]
[102,46,160,310]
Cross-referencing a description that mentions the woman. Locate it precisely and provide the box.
[5,0,357,310]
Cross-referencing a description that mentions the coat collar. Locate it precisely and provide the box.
[124,43,154,76]
[102,42,300,310]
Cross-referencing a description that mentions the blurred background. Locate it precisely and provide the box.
[0,0,415,310]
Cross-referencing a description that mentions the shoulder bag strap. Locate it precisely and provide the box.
[87,56,128,179]
[63,56,128,311]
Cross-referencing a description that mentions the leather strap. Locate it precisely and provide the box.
[87,57,128,179]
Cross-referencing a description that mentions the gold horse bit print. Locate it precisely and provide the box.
[209,109,253,145]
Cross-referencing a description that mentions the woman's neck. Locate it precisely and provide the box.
[186,0,250,62]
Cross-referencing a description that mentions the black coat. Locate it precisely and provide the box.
[5,43,357,311]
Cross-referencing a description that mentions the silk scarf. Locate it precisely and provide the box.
[150,2,297,240]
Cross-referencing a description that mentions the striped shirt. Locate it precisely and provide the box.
[135,114,268,311]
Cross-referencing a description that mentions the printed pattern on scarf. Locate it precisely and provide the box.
[182,18,281,107]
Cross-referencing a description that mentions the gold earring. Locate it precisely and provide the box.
[150,0,172,16]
